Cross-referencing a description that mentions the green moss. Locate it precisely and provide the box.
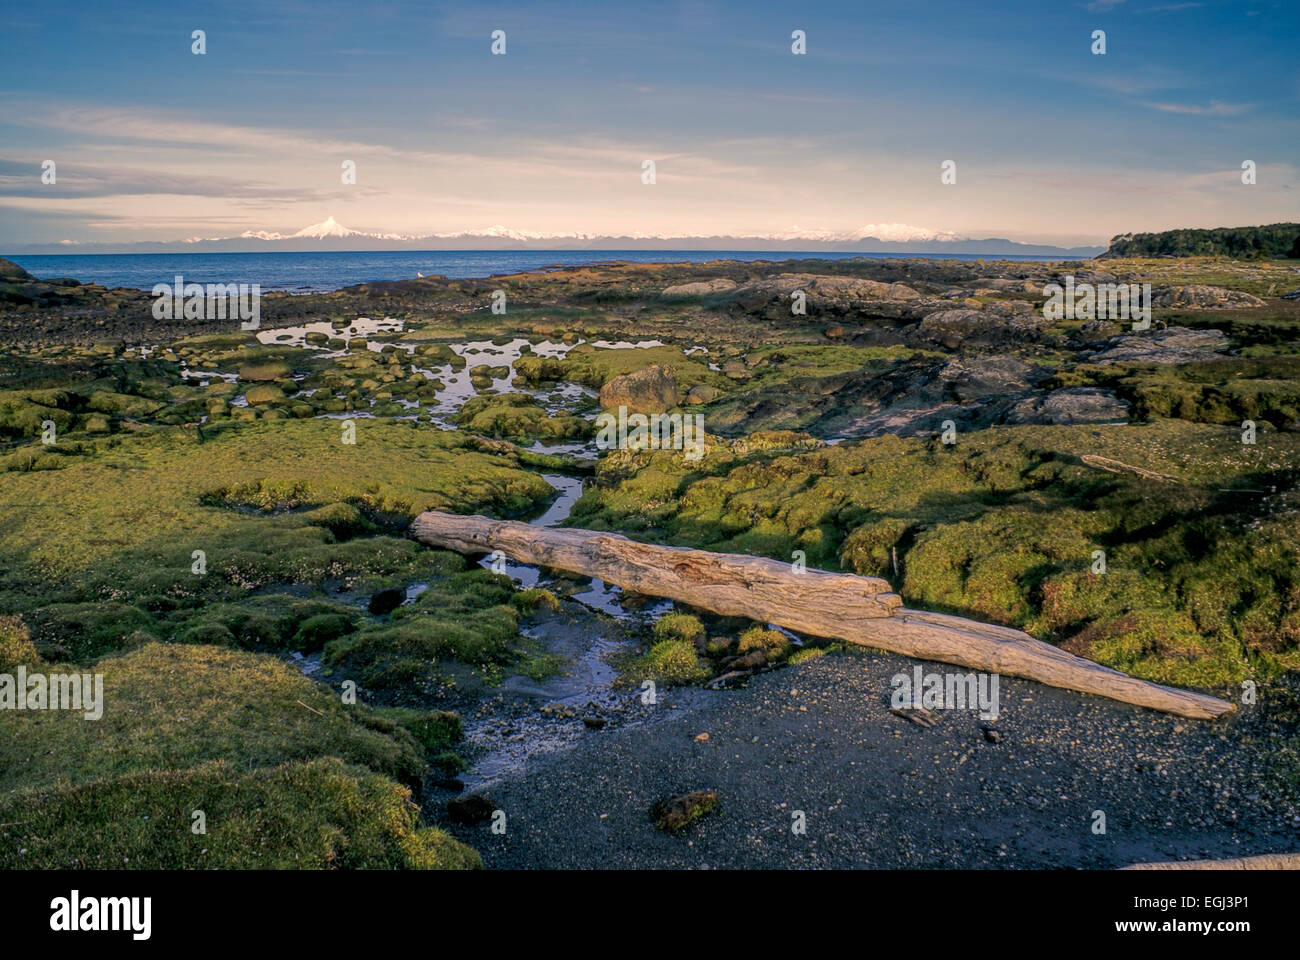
[0,643,424,796]
[25,602,157,661]
[736,626,792,661]
[324,570,528,687]
[578,420,1300,690]
[557,345,729,393]
[1060,357,1300,429]
[623,638,710,686]
[512,588,561,612]
[653,613,705,643]
[0,615,39,671]
[239,361,293,381]
[372,706,464,753]
[0,419,553,604]
[0,758,479,870]
[788,645,829,665]
[454,394,590,440]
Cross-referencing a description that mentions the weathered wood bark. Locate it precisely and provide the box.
[414,510,903,621]
[411,510,1234,720]
[1123,853,1300,870]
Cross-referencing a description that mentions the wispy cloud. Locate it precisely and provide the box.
[0,157,332,200]
[1140,99,1251,115]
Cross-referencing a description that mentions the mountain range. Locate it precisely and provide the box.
[9,217,1106,257]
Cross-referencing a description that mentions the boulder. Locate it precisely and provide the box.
[686,384,721,404]
[729,274,926,321]
[1152,285,1265,309]
[1006,388,1130,425]
[0,258,34,281]
[933,356,1043,401]
[661,278,738,297]
[243,384,287,406]
[598,363,678,413]
[1087,327,1230,365]
[914,308,1046,347]
[238,361,291,382]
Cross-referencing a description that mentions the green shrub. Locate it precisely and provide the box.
[624,639,710,686]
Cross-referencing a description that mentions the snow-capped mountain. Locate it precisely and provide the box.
[241,216,410,241]
[18,217,1106,257]
[235,217,970,246]
[290,216,361,239]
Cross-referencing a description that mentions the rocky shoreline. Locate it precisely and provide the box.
[2,251,1299,869]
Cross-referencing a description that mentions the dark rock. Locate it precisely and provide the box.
[0,258,34,281]
[1078,319,1121,341]
[1006,387,1130,425]
[368,588,404,615]
[982,726,1003,744]
[1151,284,1265,309]
[1087,327,1229,365]
[582,715,607,729]
[651,790,720,832]
[912,307,1047,347]
[932,356,1043,401]
[447,793,497,825]
[726,274,929,322]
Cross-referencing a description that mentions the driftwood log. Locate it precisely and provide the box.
[411,511,1234,720]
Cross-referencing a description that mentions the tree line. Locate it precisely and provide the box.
[1104,223,1300,259]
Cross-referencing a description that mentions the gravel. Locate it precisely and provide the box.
[441,647,1300,869]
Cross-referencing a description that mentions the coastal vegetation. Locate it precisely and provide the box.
[1103,223,1300,260]
[1,249,1298,868]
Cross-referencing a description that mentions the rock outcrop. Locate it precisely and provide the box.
[727,274,929,321]
[0,257,35,281]
[661,278,737,297]
[912,307,1047,348]
[598,363,678,413]
[1152,284,1265,309]
[1087,327,1230,365]
[1007,387,1130,425]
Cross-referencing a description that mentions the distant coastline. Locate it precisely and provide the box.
[8,249,1089,293]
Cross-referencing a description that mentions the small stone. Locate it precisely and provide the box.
[651,790,720,833]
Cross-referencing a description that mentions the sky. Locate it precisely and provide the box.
[0,0,1296,248]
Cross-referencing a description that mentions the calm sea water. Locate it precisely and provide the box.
[10,249,1067,293]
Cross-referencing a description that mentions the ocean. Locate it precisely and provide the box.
[9,249,1070,294]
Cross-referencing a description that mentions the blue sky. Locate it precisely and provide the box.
[0,0,1295,246]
